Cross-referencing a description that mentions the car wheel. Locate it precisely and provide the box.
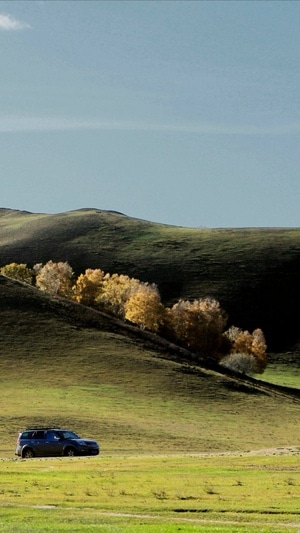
[22,448,35,459]
[64,447,76,457]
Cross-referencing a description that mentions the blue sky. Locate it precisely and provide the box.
[1,0,299,228]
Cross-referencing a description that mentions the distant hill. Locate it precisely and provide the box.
[0,207,300,351]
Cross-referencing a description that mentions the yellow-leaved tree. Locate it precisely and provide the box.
[95,273,141,318]
[166,297,227,358]
[34,260,73,297]
[125,283,165,332]
[72,268,105,306]
[0,262,34,284]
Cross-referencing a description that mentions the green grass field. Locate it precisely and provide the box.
[259,352,300,389]
[0,453,299,532]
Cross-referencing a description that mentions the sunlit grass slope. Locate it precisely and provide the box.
[0,275,299,459]
[0,208,300,351]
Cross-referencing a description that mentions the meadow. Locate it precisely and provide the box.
[0,453,299,532]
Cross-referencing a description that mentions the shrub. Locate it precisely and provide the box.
[0,263,34,284]
[220,352,259,375]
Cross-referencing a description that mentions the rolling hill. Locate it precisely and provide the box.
[0,207,300,351]
[0,273,300,458]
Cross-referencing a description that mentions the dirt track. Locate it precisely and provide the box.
[196,445,300,457]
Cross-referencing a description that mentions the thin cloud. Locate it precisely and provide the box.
[0,115,299,136]
[0,13,31,30]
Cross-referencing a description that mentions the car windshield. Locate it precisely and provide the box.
[59,431,80,440]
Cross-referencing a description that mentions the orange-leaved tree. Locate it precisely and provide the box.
[166,297,227,358]
[223,326,267,373]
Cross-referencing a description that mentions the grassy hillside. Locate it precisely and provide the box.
[0,208,300,351]
[0,275,299,458]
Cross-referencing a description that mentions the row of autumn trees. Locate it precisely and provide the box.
[0,261,267,374]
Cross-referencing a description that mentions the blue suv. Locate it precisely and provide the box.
[15,428,100,458]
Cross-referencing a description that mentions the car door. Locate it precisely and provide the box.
[43,430,64,456]
[30,430,47,456]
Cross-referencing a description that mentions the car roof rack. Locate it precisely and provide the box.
[24,427,60,431]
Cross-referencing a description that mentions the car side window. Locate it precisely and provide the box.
[46,430,60,441]
[31,431,45,439]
